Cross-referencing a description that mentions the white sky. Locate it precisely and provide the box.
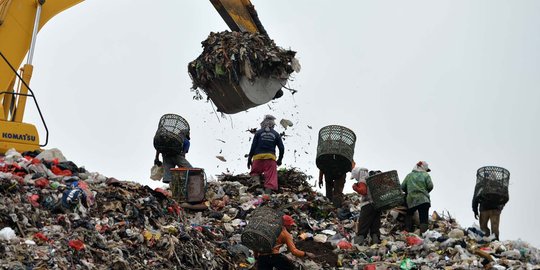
[21,0,540,246]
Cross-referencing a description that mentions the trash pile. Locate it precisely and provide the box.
[188,31,300,99]
[1,148,540,269]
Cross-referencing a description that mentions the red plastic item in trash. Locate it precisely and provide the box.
[364,264,376,270]
[69,239,85,251]
[34,232,49,242]
[29,194,40,207]
[406,235,423,246]
[337,240,353,250]
[34,178,49,188]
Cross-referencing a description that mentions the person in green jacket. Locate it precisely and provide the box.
[401,161,434,234]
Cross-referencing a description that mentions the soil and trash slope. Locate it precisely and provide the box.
[1,149,539,270]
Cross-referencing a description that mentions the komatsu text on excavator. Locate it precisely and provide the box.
[0,0,267,154]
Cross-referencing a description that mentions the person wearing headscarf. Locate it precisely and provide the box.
[247,114,285,194]
[351,168,382,245]
[401,161,433,233]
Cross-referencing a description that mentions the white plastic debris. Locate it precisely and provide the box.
[448,228,465,239]
[0,227,16,241]
[36,148,67,162]
[313,234,328,243]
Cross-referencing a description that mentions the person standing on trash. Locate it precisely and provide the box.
[256,215,315,270]
[401,161,433,234]
[247,114,284,194]
[318,160,355,208]
[155,131,193,184]
[472,184,506,241]
[351,168,382,245]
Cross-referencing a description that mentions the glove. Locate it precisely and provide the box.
[154,159,162,167]
[474,210,479,220]
[318,179,323,189]
[276,159,282,166]
[247,159,252,169]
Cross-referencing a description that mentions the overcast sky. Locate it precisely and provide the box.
[22,0,540,246]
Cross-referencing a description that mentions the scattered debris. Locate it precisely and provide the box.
[279,119,294,130]
[1,149,539,270]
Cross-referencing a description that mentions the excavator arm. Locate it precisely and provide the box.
[0,0,267,154]
[209,0,267,35]
[0,0,83,154]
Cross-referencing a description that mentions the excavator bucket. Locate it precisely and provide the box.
[206,0,288,114]
[205,77,286,114]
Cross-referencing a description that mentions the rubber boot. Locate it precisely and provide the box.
[353,235,365,245]
[405,215,413,232]
[371,234,380,245]
[251,174,261,185]
[420,223,429,234]
[264,188,273,195]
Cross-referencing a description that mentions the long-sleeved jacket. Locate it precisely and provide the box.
[472,186,505,213]
[272,227,305,257]
[401,171,433,208]
[248,128,284,161]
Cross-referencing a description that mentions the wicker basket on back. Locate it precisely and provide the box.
[316,125,356,175]
[153,114,189,155]
[366,170,404,211]
[241,207,283,253]
[474,166,510,205]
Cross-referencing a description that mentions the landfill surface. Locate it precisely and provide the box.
[1,149,540,270]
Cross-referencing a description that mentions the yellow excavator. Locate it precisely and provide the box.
[0,0,267,154]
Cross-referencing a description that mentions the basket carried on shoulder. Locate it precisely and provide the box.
[366,170,404,211]
[474,166,510,205]
[153,114,190,155]
[241,207,283,253]
[316,125,356,175]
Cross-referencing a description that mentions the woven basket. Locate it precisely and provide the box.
[316,125,356,175]
[475,166,510,204]
[241,207,283,253]
[153,114,190,154]
[366,170,404,211]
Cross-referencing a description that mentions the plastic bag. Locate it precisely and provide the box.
[150,165,164,180]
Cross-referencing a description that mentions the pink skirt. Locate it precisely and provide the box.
[250,159,278,190]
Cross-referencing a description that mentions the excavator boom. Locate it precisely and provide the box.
[0,0,83,154]
[209,0,267,35]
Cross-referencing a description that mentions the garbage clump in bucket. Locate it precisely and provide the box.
[188,31,301,114]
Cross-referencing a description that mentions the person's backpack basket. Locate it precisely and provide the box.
[241,207,283,253]
[316,125,356,175]
[153,114,189,155]
[366,170,404,211]
[474,166,510,206]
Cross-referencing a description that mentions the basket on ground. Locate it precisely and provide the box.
[241,207,283,253]
[153,114,190,154]
[170,168,205,202]
[366,170,404,211]
[316,125,356,175]
[474,166,510,204]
